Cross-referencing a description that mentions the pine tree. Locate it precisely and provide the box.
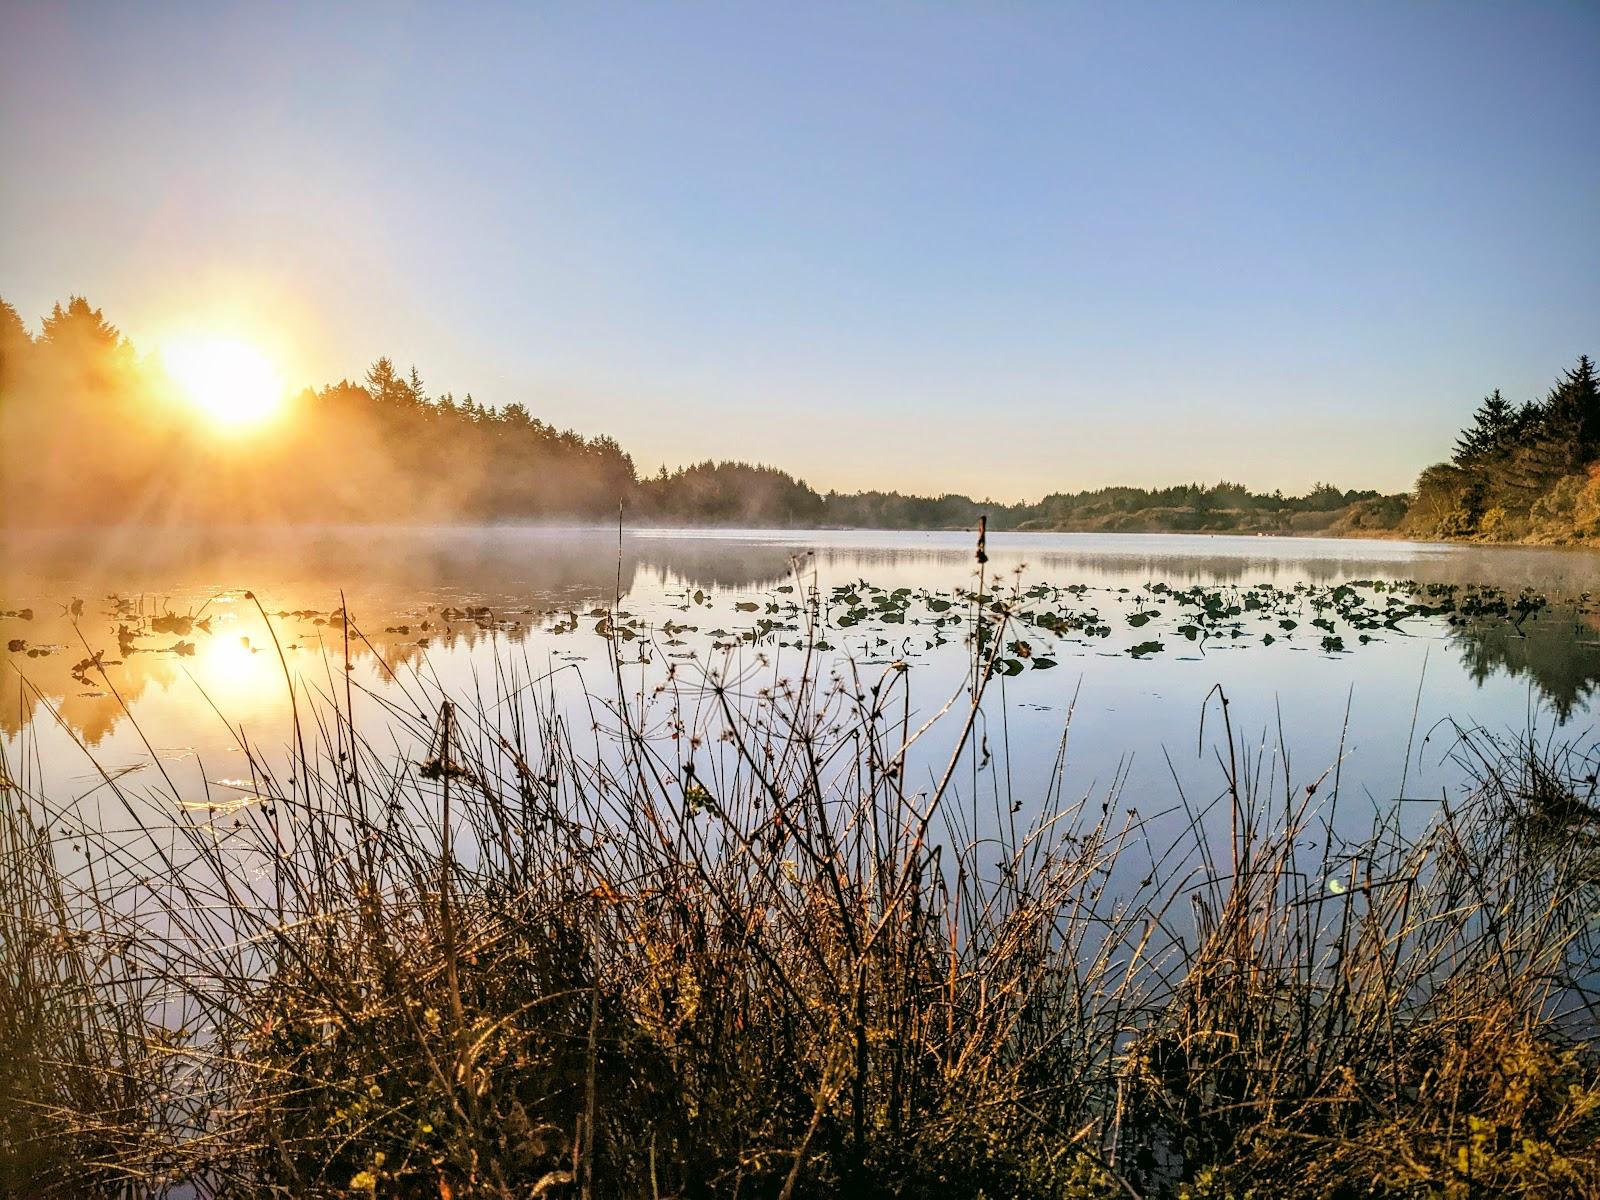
[1496,357,1600,509]
[405,365,428,408]
[33,296,129,395]
[0,297,30,392]
[1542,354,1600,458]
[364,356,407,406]
[38,296,120,350]
[1452,389,1515,466]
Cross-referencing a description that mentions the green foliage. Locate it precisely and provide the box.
[1005,480,1394,534]
[1408,354,1600,544]
[1453,388,1519,466]
[639,460,826,525]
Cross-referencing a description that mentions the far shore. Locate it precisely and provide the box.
[4,516,1598,553]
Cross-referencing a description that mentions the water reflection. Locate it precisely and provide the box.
[0,596,549,744]
[6,526,1600,749]
[1450,605,1600,723]
[0,524,801,598]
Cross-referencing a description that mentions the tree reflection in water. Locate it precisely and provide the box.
[1450,603,1600,722]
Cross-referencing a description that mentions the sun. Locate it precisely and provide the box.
[161,337,286,431]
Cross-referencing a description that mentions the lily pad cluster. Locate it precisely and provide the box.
[540,577,1590,671]
[7,579,1590,698]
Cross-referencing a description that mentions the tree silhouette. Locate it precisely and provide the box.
[365,356,407,407]
[0,297,30,393]
[1,292,1414,532]
[1450,606,1600,723]
[1452,390,1515,466]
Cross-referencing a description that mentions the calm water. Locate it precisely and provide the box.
[4,525,1599,853]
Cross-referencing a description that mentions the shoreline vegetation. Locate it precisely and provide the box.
[3,579,1599,1198]
[3,295,1594,547]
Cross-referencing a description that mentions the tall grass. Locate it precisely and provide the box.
[2,574,1598,1198]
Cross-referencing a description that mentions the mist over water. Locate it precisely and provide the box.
[5,525,1598,861]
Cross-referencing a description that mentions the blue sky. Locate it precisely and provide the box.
[2,2,1596,498]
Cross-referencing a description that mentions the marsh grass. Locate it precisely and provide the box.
[2,568,1599,1198]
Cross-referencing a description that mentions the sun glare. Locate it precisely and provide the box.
[162,337,285,431]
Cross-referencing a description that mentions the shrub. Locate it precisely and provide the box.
[1572,466,1600,537]
[1479,505,1513,539]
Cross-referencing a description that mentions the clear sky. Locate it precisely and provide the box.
[2,2,1596,500]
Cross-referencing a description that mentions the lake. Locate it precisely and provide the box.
[4,525,1599,862]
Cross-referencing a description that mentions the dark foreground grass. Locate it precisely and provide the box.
[3,585,1599,1198]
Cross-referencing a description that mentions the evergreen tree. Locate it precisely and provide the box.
[34,296,129,396]
[1501,356,1600,507]
[1452,389,1515,465]
[0,297,30,392]
[38,296,120,350]
[364,356,408,407]
[1543,354,1600,458]
[405,365,428,408]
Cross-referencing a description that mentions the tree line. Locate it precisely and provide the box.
[3,293,1400,531]
[1404,354,1600,542]
[0,297,639,525]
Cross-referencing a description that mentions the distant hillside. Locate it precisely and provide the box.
[817,483,1405,536]
[1009,495,1407,536]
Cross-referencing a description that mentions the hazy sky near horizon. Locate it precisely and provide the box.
[2,2,1597,500]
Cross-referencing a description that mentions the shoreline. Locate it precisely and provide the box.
[3,517,1598,553]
